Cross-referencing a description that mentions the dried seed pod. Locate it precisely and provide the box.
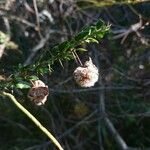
[73,102,89,118]
[73,58,99,87]
[28,80,49,106]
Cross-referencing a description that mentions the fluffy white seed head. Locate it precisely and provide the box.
[73,58,99,87]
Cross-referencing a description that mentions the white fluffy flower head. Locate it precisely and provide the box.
[73,57,99,87]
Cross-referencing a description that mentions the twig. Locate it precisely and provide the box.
[0,116,31,134]
[59,110,98,139]
[92,46,138,150]
[10,16,36,28]
[111,67,141,82]
[2,0,11,40]
[104,117,128,150]
[105,116,150,150]
[54,76,73,88]
[126,147,149,150]
[0,10,36,28]
[51,86,141,93]
[127,4,150,20]
[44,109,98,147]
[112,17,143,44]
[24,1,35,14]
[108,112,150,118]
[2,92,64,150]
[98,87,105,150]
[33,0,42,38]
[93,45,105,150]
[23,29,51,66]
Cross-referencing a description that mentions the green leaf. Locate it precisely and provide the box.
[75,31,88,41]
[76,48,87,51]
[58,41,70,51]
[85,37,99,43]
[37,67,49,75]
[15,82,31,89]
[26,75,39,81]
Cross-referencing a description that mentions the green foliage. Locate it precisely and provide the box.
[15,82,31,89]
[25,75,39,81]
[0,31,9,44]
[0,19,109,90]
[38,19,109,68]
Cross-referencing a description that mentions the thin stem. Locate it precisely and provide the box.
[104,117,128,150]
[2,92,64,150]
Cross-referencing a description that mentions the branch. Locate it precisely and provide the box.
[104,117,128,150]
[92,44,128,150]
[93,44,105,149]
[23,29,51,66]
[51,86,141,93]
[1,92,64,150]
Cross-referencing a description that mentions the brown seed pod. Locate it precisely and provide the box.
[27,80,49,105]
[73,57,99,87]
[73,102,89,119]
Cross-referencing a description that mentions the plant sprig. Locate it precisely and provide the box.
[0,19,110,90]
[2,92,64,150]
[37,20,110,71]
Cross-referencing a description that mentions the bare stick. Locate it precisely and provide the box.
[93,45,128,150]
[93,45,105,150]
[2,92,64,150]
[104,117,128,150]
[33,0,42,38]
[23,29,51,66]
[51,85,140,93]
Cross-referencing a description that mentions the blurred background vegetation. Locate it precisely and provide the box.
[0,0,150,150]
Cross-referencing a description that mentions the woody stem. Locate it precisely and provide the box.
[2,92,64,150]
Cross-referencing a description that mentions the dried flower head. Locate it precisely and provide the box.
[27,80,49,106]
[73,102,89,118]
[73,57,99,87]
